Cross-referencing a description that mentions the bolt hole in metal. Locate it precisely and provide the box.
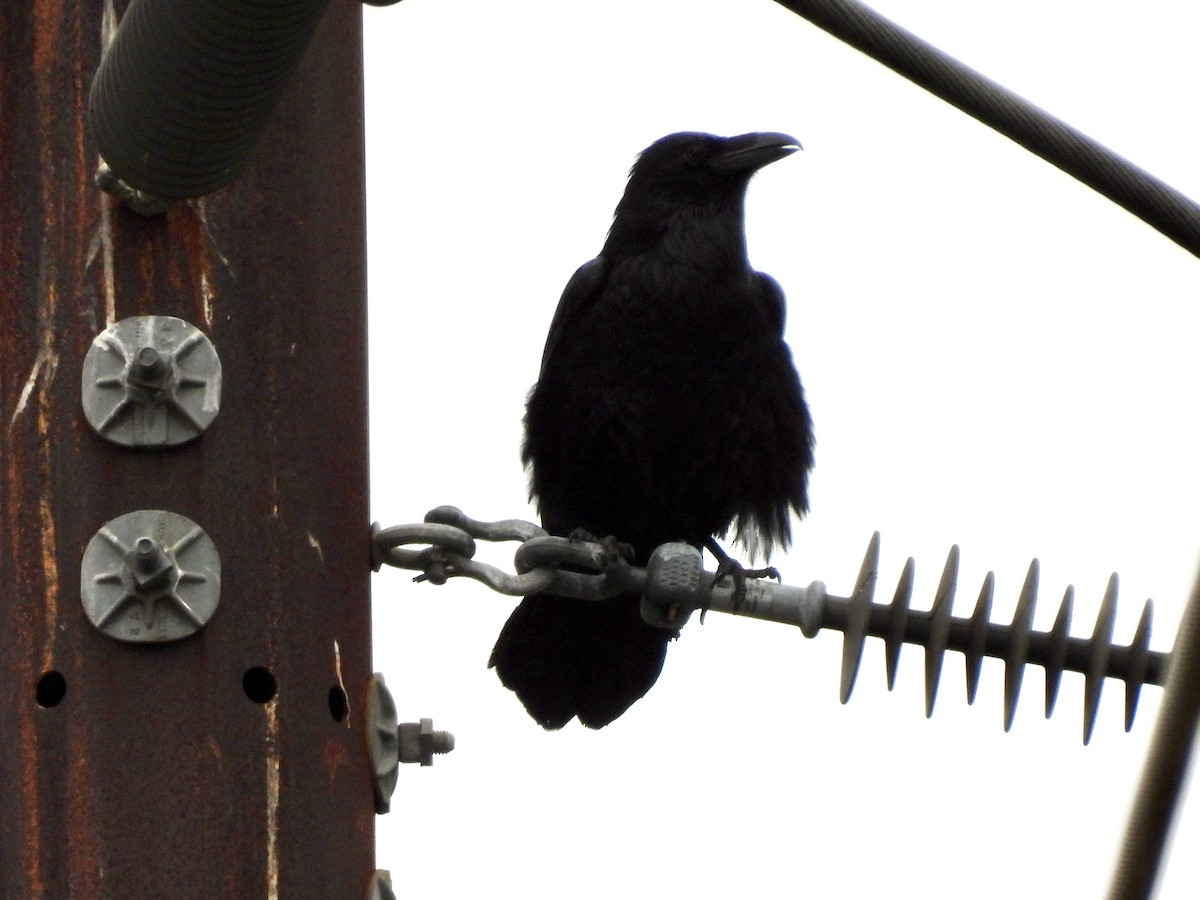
[36,671,67,708]
[327,685,348,722]
[242,666,277,704]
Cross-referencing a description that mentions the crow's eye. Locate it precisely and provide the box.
[683,142,707,164]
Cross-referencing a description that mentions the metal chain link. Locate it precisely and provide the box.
[371,505,637,600]
[371,505,832,628]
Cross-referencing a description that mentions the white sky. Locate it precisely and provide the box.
[362,1,1200,896]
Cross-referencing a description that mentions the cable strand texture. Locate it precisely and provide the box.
[774,0,1200,257]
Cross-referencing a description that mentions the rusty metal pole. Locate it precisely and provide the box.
[1,1,373,897]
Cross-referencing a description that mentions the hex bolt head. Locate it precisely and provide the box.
[127,345,170,396]
[124,536,176,592]
[398,717,456,767]
[82,315,221,448]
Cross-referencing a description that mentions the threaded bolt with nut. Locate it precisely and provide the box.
[398,718,455,767]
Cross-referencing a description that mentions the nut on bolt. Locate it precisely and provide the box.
[366,675,455,815]
[398,718,456,767]
[126,537,175,591]
[127,346,170,396]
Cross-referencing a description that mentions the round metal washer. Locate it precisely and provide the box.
[82,315,221,447]
[81,510,221,643]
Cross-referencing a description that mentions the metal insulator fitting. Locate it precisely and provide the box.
[366,674,400,814]
[81,510,221,643]
[82,315,221,448]
[641,541,704,628]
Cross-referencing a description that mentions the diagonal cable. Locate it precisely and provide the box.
[773,0,1200,258]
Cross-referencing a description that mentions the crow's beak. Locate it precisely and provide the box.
[709,132,802,173]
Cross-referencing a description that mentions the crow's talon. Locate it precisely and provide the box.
[567,528,635,565]
[744,565,781,583]
[713,558,748,613]
[712,559,779,614]
[704,537,783,615]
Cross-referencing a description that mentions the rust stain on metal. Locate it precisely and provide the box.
[265,701,282,900]
[323,737,350,783]
[192,197,234,276]
[4,3,374,895]
[31,0,67,88]
[18,709,44,900]
[31,285,61,675]
[17,286,63,671]
[175,203,221,330]
[65,714,100,899]
[136,236,156,288]
[36,387,59,669]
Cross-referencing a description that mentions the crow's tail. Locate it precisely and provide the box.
[489,591,674,729]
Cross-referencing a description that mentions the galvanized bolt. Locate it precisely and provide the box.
[82,315,221,448]
[81,510,220,643]
[398,717,456,767]
[127,346,170,396]
[365,675,455,815]
[124,536,176,593]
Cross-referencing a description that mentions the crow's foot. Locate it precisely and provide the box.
[703,537,780,620]
[568,528,635,566]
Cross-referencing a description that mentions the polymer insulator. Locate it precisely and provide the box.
[825,534,1167,743]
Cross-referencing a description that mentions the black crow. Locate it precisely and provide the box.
[490,131,815,728]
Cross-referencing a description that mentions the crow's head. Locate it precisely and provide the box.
[634,132,801,186]
[605,131,801,257]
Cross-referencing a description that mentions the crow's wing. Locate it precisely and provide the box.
[537,256,608,378]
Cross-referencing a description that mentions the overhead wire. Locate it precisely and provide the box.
[773,0,1200,258]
